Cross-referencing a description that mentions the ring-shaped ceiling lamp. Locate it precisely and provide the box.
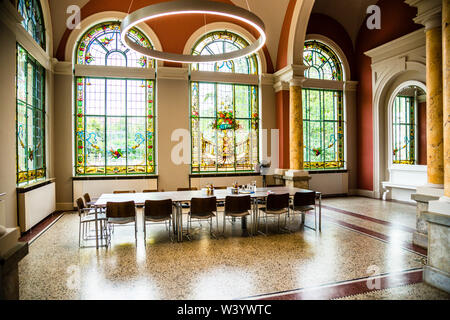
[120,0,266,64]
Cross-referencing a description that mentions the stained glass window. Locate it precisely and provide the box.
[191,31,258,75]
[391,85,423,165]
[75,23,156,176]
[303,40,342,81]
[303,41,345,170]
[76,22,154,68]
[17,45,46,185]
[190,31,259,173]
[302,89,344,170]
[17,0,46,49]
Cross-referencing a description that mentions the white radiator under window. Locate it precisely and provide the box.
[18,182,56,233]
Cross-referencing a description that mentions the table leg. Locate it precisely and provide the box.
[95,206,99,249]
[319,194,322,232]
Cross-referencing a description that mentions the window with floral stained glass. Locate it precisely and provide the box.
[302,40,345,170]
[17,0,46,50]
[190,31,259,173]
[74,22,156,176]
[17,44,46,185]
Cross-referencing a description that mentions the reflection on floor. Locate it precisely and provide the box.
[18,197,449,300]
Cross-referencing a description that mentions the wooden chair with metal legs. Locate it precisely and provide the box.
[143,190,158,193]
[105,201,137,246]
[178,187,198,209]
[113,190,136,194]
[83,193,97,208]
[223,195,252,236]
[187,197,218,239]
[76,198,107,248]
[258,193,290,235]
[291,191,317,230]
[143,199,174,244]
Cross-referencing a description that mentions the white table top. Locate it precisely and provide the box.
[93,187,320,207]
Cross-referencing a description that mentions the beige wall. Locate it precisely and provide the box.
[53,73,74,210]
[0,19,19,228]
[156,76,191,192]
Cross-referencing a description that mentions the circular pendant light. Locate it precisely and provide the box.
[120,0,266,64]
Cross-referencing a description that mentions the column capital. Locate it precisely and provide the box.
[405,0,442,31]
[274,64,308,91]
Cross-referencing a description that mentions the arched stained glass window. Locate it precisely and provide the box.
[303,40,343,81]
[16,45,46,185]
[74,22,156,176]
[17,0,46,49]
[76,22,154,68]
[191,31,258,74]
[302,40,345,170]
[190,31,259,173]
[391,85,424,165]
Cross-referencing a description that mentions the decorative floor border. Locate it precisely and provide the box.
[322,204,416,233]
[243,268,423,300]
[19,212,66,244]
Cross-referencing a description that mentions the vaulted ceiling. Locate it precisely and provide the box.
[49,0,378,64]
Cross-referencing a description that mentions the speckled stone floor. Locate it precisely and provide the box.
[18,197,444,300]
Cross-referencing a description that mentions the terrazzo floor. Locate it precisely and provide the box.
[18,197,449,300]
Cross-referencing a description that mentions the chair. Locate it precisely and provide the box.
[178,187,198,209]
[258,193,290,234]
[187,197,218,239]
[143,189,158,193]
[105,201,137,246]
[223,196,252,236]
[76,198,106,248]
[143,199,174,243]
[113,190,136,194]
[291,191,317,230]
[83,193,96,208]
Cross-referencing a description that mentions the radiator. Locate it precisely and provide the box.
[18,182,56,233]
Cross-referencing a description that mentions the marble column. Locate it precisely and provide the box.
[444,0,450,198]
[289,82,304,170]
[426,26,444,186]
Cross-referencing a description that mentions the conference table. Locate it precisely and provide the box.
[92,187,322,248]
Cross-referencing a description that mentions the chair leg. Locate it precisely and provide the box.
[223,212,226,236]
[79,220,82,248]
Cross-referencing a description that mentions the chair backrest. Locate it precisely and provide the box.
[190,197,217,216]
[83,193,91,204]
[215,186,227,190]
[266,193,290,211]
[143,190,158,193]
[76,197,85,212]
[113,190,136,194]
[144,199,173,218]
[177,187,198,191]
[225,196,251,213]
[293,191,316,207]
[106,201,136,218]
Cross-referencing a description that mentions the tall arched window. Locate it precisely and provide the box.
[190,31,259,173]
[16,45,46,185]
[302,40,345,170]
[391,85,425,165]
[74,22,156,176]
[17,0,46,49]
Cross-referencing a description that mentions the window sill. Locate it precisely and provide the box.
[72,175,158,181]
[308,170,348,175]
[190,172,260,178]
[17,178,55,194]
